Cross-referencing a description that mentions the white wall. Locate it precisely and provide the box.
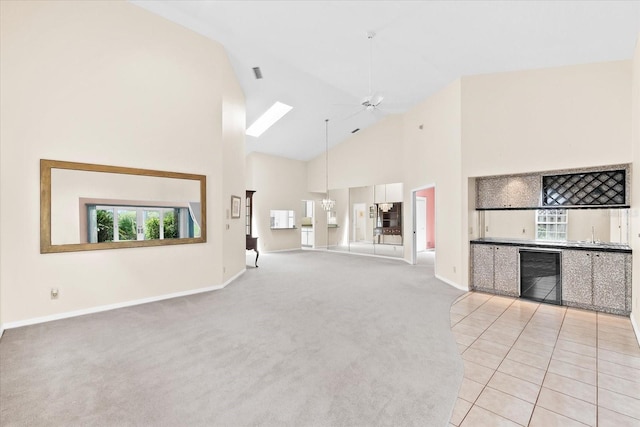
[461,61,632,178]
[303,60,633,291]
[484,211,536,240]
[0,1,245,325]
[402,81,463,285]
[567,210,612,243]
[246,152,320,252]
[222,87,248,282]
[461,60,633,288]
[631,34,640,333]
[307,115,405,192]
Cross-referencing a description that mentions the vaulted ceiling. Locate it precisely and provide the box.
[133,1,640,161]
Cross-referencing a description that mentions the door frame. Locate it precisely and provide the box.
[301,199,315,248]
[415,196,427,252]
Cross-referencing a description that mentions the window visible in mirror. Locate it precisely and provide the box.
[536,209,567,241]
[88,204,200,243]
[270,210,295,229]
[327,210,338,228]
[41,159,206,253]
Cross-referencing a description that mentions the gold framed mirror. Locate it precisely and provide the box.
[40,159,206,253]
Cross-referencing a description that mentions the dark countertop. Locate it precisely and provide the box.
[470,237,632,253]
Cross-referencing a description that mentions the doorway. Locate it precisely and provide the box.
[301,200,314,248]
[352,203,366,242]
[412,186,436,265]
[416,197,427,252]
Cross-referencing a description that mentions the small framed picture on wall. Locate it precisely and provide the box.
[231,195,241,218]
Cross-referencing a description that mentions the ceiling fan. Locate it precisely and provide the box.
[336,31,385,120]
[361,31,384,111]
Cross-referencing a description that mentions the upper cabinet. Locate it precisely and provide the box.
[542,169,627,208]
[374,182,402,203]
[509,175,542,208]
[475,164,630,210]
[476,174,540,209]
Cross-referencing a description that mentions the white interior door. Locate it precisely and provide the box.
[416,197,427,252]
[301,200,314,247]
[353,203,366,241]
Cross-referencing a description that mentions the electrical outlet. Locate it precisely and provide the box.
[51,288,59,299]
[453,266,456,273]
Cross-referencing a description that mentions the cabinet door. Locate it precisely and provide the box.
[561,250,593,305]
[472,244,495,290]
[494,245,519,295]
[508,175,541,208]
[593,252,627,311]
[385,183,403,202]
[476,177,509,209]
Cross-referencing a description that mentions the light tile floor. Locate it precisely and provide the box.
[449,292,640,427]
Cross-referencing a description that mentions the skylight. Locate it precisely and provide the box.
[246,102,293,137]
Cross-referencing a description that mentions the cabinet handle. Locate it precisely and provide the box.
[586,253,590,256]
[596,254,600,257]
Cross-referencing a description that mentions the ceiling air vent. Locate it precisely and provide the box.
[351,128,360,134]
[252,67,263,79]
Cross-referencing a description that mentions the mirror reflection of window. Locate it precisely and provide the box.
[270,210,295,229]
[88,205,196,243]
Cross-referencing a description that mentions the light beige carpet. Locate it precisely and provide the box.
[0,250,464,426]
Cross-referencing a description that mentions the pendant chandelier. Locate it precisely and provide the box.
[321,118,335,211]
[379,202,393,212]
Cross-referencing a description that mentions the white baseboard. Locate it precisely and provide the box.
[435,274,468,291]
[326,248,411,263]
[3,269,246,331]
[262,248,303,253]
[631,312,640,347]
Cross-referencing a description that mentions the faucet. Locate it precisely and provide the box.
[591,226,596,244]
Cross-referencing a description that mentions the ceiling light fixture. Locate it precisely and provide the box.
[379,202,393,212]
[321,119,335,211]
[246,101,292,137]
